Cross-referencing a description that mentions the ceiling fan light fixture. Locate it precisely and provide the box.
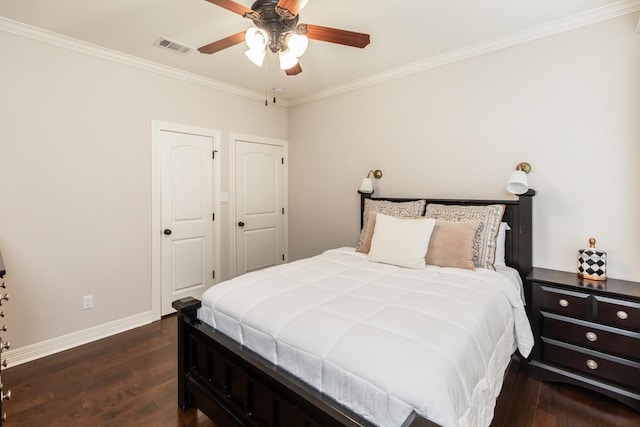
[285,33,308,57]
[245,47,266,66]
[278,49,299,70]
[245,27,268,50]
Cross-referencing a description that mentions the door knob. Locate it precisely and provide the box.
[163,229,172,235]
[238,222,245,227]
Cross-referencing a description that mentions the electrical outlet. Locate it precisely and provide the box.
[83,295,93,310]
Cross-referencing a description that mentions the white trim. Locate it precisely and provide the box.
[229,133,289,278]
[0,16,278,105]
[289,0,640,106]
[4,311,154,367]
[151,121,222,319]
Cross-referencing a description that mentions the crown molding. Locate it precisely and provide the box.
[289,0,640,106]
[0,16,291,106]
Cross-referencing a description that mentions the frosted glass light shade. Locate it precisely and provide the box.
[286,33,308,57]
[358,177,374,194]
[278,49,299,70]
[506,170,529,195]
[245,48,266,66]
[245,27,268,50]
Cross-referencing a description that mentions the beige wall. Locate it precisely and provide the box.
[288,13,640,281]
[0,29,287,350]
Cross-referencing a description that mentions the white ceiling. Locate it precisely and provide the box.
[0,0,635,104]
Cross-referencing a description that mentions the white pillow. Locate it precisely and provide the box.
[494,222,511,267]
[368,214,436,269]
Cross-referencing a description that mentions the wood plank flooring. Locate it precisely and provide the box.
[3,315,639,426]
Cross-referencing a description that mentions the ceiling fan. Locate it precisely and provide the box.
[198,0,371,76]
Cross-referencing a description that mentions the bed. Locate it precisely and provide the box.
[173,191,535,427]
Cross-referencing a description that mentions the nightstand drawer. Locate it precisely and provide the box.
[595,296,640,331]
[543,338,640,391]
[542,313,640,361]
[540,286,592,319]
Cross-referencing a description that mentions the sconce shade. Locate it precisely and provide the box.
[506,170,529,195]
[358,177,374,194]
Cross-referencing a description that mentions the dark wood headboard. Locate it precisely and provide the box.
[359,191,535,282]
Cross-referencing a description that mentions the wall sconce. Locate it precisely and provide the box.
[506,162,531,195]
[358,169,383,194]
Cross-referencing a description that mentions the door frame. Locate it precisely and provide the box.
[230,133,288,278]
[151,121,221,320]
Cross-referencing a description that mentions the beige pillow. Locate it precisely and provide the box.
[426,220,479,270]
[356,199,427,250]
[368,214,436,269]
[425,204,505,270]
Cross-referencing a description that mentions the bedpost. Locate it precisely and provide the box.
[172,297,201,410]
[518,189,535,309]
[517,189,535,276]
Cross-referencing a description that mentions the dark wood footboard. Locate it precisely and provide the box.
[172,297,441,427]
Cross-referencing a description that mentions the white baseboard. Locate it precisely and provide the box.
[3,311,156,367]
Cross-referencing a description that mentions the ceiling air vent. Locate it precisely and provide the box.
[154,37,193,55]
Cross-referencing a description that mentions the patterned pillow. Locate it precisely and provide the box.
[424,204,505,270]
[356,199,427,251]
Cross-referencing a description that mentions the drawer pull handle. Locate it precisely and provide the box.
[559,299,569,307]
[586,359,599,370]
[585,331,598,342]
[616,310,628,320]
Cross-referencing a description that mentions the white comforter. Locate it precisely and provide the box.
[198,248,534,427]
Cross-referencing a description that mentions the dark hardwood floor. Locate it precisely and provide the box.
[3,315,639,426]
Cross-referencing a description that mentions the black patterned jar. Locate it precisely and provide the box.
[578,237,607,281]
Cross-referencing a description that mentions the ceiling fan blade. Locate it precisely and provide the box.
[205,0,252,16]
[302,24,370,48]
[198,31,246,54]
[275,0,308,18]
[285,62,303,76]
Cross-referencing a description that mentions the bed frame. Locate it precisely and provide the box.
[173,191,535,427]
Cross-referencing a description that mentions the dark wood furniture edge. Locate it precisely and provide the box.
[527,267,640,300]
[174,192,535,427]
[0,249,5,278]
[0,249,6,426]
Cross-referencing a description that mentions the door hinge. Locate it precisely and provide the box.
[281,157,284,165]
[212,150,218,159]
[281,208,285,214]
[212,213,215,221]
[212,270,215,279]
[282,254,285,261]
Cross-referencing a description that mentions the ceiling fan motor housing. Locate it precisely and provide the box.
[250,0,299,52]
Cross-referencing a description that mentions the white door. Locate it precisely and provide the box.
[160,130,214,315]
[235,140,286,275]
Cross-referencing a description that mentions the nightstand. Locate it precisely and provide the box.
[527,267,640,411]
